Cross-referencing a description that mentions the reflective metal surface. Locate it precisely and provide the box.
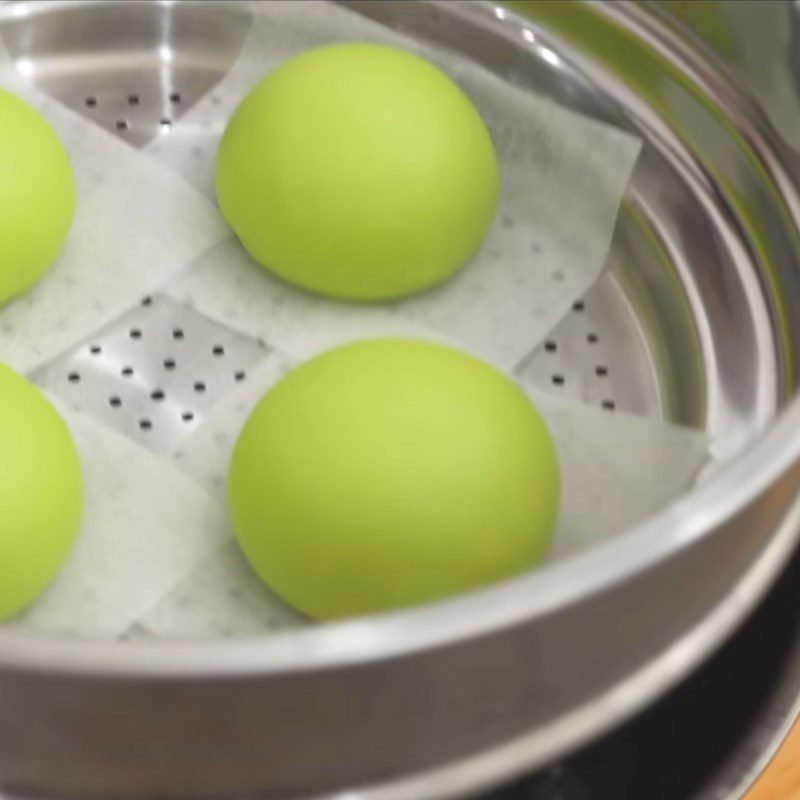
[2,1,800,798]
[0,0,252,146]
[31,295,268,455]
[501,540,800,799]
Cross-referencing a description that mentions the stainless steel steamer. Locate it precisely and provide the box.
[2,1,800,798]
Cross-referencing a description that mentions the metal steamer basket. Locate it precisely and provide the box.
[2,1,800,798]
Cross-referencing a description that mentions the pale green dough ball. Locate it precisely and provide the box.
[0,365,83,620]
[0,88,75,306]
[228,339,560,620]
[216,43,499,301]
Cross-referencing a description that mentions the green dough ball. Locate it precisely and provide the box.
[228,339,559,620]
[0,365,83,620]
[215,43,499,301]
[0,88,75,306]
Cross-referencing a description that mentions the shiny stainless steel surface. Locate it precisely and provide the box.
[2,1,800,798]
[0,0,252,147]
[661,5,800,796]
[31,295,269,455]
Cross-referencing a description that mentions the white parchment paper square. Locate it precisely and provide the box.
[0,76,228,374]
[11,403,230,638]
[154,0,641,369]
[120,352,706,639]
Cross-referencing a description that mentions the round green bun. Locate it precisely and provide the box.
[0,88,75,306]
[0,365,83,620]
[215,43,499,301]
[228,339,559,620]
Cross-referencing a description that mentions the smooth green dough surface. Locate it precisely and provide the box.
[216,43,499,301]
[229,339,560,620]
[0,365,83,620]
[0,88,75,306]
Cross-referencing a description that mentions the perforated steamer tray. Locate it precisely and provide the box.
[1,0,673,433]
[2,1,800,799]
